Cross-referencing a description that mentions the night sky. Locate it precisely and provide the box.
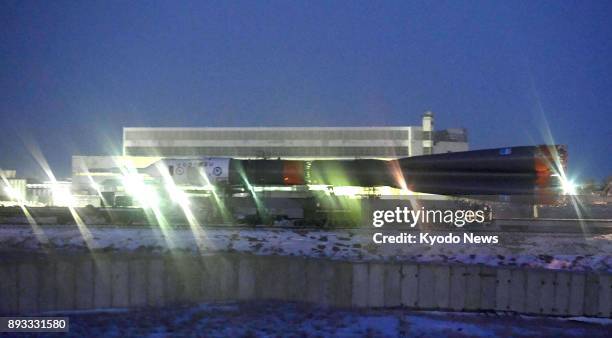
[1,1,611,181]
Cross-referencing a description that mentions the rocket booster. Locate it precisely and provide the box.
[144,145,567,196]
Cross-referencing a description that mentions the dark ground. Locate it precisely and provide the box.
[3,301,610,337]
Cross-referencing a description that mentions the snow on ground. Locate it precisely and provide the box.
[25,301,612,337]
[0,225,611,272]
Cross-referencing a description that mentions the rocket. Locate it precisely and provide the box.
[142,145,568,197]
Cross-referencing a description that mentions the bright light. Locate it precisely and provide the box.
[561,178,577,195]
[330,186,363,197]
[552,173,577,195]
[49,182,75,207]
[2,172,48,244]
[24,140,93,248]
[121,173,159,208]
[308,185,331,191]
[181,185,216,191]
[4,186,14,198]
[165,181,190,206]
[3,185,24,201]
[90,181,101,192]
[253,186,295,192]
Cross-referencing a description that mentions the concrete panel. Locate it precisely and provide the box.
[129,259,148,307]
[495,268,511,311]
[305,260,321,304]
[417,265,435,309]
[568,273,585,316]
[164,258,181,304]
[526,270,541,314]
[56,260,76,310]
[351,263,369,307]
[111,260,129,308]
[318,261,336,307]
[553,271,571,316]
[584,274,599,317]
[250,258,265,300]
[400,264,418,308]
[509,269,526,313]
[434,265,450,309]
[3,253,608,318]
[368,263,384,307]
[18,263,39,313]
[93,259,112,309]
[217,257,238,301]
[480,267,496,310]
[464,265,481,310]
[597,274,611,318]
[449,265,467,311]
[333,262,353,308]
[384,264,401,307]
[306,259,335,306]
[201,256,220,301]
[147,259,165,307]
[259,258,285,301]
[238,257,256,300]
[265,257,289,302]
[0,263,18,314]
[38,261,57,312]
[539,271,555,315]
[75,259,94,310]
[178,257,201,302]
[286,258,307,302]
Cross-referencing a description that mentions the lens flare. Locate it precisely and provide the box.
[198,166,232,224]
[155,162,212,253]
[24,140,95,249]
[533,113,589,236]
[1,172,49,245]
[120,172,160,208]
[113,157,178,249]
[556,175,577,195]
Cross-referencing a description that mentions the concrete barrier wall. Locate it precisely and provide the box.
[0,253,610,318]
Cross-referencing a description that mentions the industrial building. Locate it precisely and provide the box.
[122,112,467,158]
[71,112,468,201]
[0,169,26,204]
[0,169,77,207]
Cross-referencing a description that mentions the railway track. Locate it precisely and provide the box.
[1,218,611,234]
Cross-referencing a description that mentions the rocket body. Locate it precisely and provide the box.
[143,145,567,196]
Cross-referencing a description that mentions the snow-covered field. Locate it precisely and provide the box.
[0,226,611,272]
[33,301,611,337]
